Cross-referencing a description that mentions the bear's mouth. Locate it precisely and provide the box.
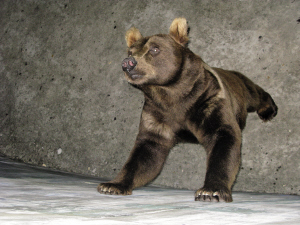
[125,71,145,80]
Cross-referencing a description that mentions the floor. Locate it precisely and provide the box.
[0,156,299,225]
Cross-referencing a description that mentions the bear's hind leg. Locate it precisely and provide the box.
[257,91,278,122]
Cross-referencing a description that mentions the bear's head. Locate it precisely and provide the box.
[122,18,189,86]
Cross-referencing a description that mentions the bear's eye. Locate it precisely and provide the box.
[149,47,160,56]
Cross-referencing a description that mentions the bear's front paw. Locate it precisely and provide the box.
[97,182,132,195]
[195,187,232,202]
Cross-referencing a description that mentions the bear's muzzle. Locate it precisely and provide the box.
[122,57,137,73]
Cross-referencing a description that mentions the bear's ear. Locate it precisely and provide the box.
[169,18,189,46]
[125,27,143,47]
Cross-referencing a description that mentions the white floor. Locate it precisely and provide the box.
[0,156,300,225]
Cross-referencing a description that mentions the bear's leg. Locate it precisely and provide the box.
[98,136,175,195]
[256,90,278,122]
[195,125,241,202]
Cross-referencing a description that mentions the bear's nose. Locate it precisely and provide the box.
[122,57,137,72]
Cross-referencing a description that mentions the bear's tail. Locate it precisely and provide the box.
[256,88,278,122]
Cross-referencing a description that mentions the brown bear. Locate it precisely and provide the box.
[97,18,278,202]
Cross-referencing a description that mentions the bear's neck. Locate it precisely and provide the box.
[140,55,213,111]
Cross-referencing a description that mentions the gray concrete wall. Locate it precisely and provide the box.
[0,0,299,195]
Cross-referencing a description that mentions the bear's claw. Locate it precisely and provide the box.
[195,188,232,202]
[97,183,132,195]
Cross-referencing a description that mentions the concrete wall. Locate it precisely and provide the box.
[0,0,299,195]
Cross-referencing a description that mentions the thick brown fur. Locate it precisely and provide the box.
[98,18,278,202]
